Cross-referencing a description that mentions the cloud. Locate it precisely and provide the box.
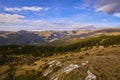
[96,3,120,14]
[101,19,108,22]
[5,7,22,12]
[75,0,120,16]
[5,6,49,12]
[28,20,95,29]
[71,24,95,30]
[74,0,93,11]
[0,13,25,24]
[95,0,120,14]
[81,0,120,17]
[0,13,96,31]
[113,13,120,17]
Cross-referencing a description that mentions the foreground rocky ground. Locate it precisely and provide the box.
[0,45,120,80]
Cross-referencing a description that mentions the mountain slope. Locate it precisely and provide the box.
[0,30,45,45]
[0,34,120,80]
[0,28,120,46]
[0,45,120,80]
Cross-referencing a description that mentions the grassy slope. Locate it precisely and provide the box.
[0,34,120,80]
[0,45,120,80]
[0,35,120,57]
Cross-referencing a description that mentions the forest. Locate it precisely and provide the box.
[0,35,120,57]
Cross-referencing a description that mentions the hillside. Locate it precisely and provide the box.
[0,33,120,80]
[1,0,120,80]
[0,45,120,80]
[34,30,90,41]
[0,30,45,46]
[0,28,120,46]
[0,35,120,57]
[0,30,90,46]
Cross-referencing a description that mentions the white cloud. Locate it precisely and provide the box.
[5,6,49,12]
[113,13,120,17]
[74,0,93,11]
[24,21,96,31]
[5,7,22,12]
[0,13,118,31]
[0,13,96,31]
[22,6,48,11]
[0,13,25,24]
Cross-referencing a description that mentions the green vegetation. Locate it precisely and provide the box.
[42,63,49,70]
[85,53,89,56]
[0,54,20,65]
[0,54,7,65]
[79,56,84,59]
[4,72,15,80]
[52,66,61,72]
[16,71,45,80]
[0,35,120,57]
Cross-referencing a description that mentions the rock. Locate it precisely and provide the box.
[81,60,89,66]
[63,64,80,74]
[48,60,57,65]
[43,69,52,76]
[51,75,58,80]
[81,62,86,66]
[48,60,61,67]
[85,70,96,80]
[56,61,61,66]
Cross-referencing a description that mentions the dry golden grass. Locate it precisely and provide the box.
[15,60,45,76]
[0,65,9,75]
[88,56,120,80]
[0,45,120,80]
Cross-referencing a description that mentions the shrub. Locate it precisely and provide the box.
[79,56,84,59]
[16,71,42,80]
[85,53,89,56]
[42,63,49,70]
[4,72,15,80]
[52,66,61,72]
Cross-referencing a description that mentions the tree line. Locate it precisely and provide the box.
[0,35,120,57]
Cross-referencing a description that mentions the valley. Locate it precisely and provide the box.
[1,0,120,80]
[0,30,120,80]
[0,28,120,46]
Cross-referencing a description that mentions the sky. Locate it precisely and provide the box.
[0,0,120,31]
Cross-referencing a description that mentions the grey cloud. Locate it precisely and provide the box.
[95,0,120,14]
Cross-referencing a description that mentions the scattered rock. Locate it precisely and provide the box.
[85,70,96,80]
[56,61,61,66]
[48,60,61,67]
[81,62,86,66]
[43,60,61,76]
[48,60,57,65]
[51,75,58,80]
[63,64,80,74]
[81,60,89,66]
[43,69,52,76]
[86,60,89,64]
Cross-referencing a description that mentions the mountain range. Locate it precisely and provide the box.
[0,28,120,46]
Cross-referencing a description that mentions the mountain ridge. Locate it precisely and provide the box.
[0,28,120,46]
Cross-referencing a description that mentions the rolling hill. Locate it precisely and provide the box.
[0,29,120,80]
[0,28,120,46]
